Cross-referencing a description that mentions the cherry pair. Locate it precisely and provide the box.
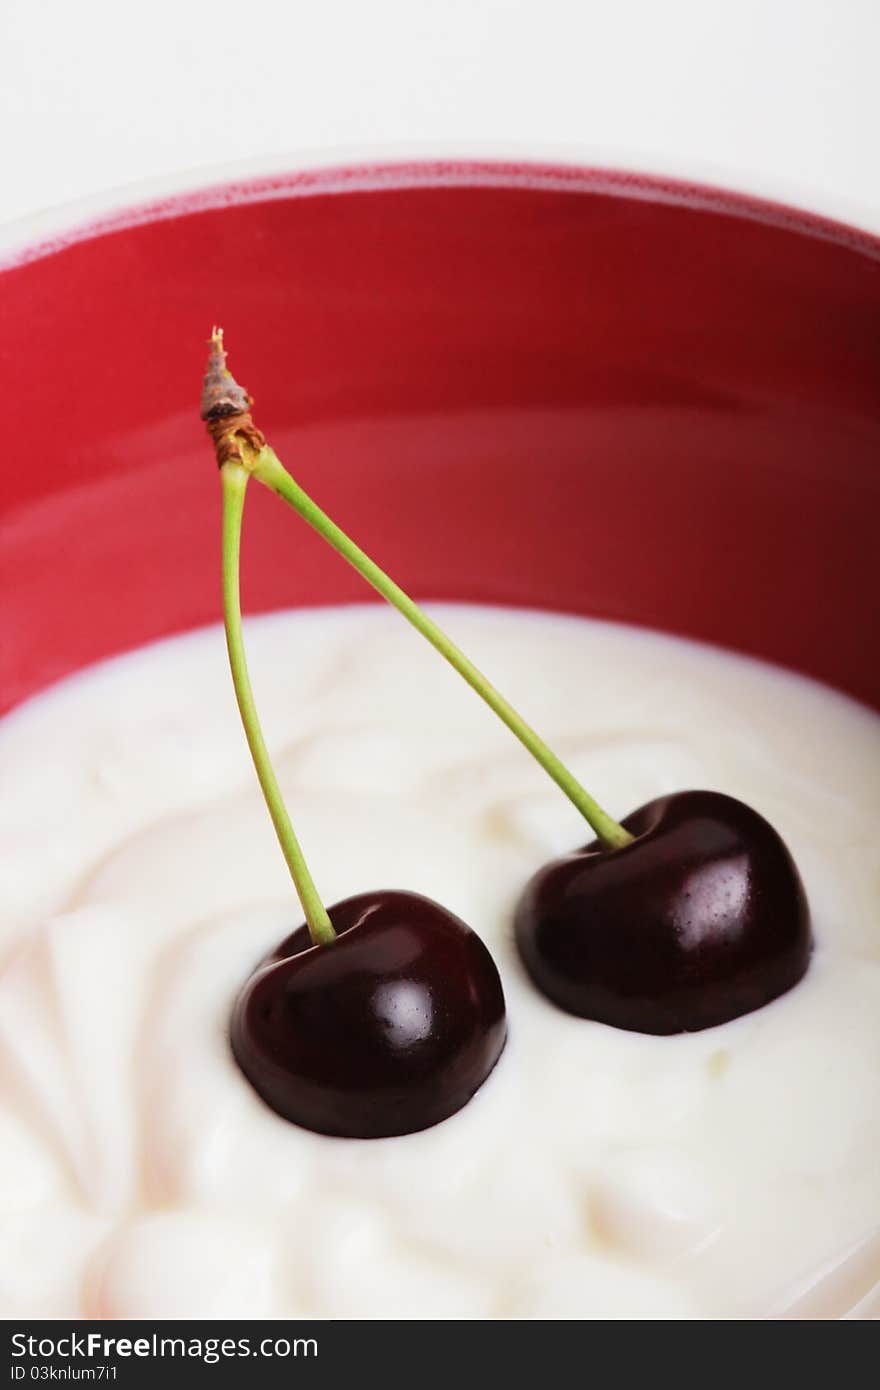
[203,334,811,1141]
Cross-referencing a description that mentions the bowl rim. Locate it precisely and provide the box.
[2,143,880,271]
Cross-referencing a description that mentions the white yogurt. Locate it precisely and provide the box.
[0,605,878,1320]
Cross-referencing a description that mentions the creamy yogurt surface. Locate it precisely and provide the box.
[0,604,878,1320]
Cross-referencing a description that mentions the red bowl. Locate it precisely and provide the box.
[2,160,879,715]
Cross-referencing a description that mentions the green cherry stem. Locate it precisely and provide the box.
[250,445,633,852]
[220,461,336,945]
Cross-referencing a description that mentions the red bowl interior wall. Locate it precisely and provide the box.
[2,171,879,714]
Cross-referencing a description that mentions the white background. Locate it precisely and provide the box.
[2,0,878,232]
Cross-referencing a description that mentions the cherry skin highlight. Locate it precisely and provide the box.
[231,890,507,1138]
[514,790,812,1035]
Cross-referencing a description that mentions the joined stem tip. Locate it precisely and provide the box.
[201,329,265,467]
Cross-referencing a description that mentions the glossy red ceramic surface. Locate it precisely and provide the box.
[2,162,879,714]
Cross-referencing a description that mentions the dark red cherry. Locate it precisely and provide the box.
[515,790,811,1035]
[231,890,507,1138]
